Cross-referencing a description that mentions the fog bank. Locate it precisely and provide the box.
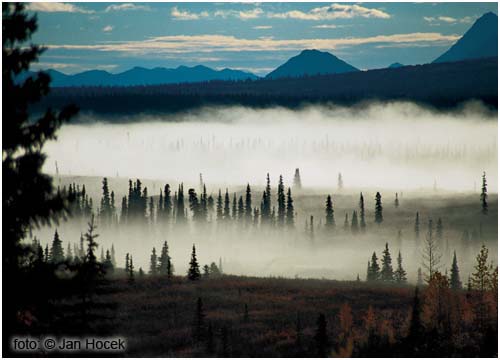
[44,102,498,191]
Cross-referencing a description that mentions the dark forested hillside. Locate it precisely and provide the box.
[37,57,498,117]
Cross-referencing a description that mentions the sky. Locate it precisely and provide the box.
[26,2,498,76]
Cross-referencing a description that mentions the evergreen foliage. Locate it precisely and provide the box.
[188,244,201,281]
[325,195,335,228]
[374,192,383,224]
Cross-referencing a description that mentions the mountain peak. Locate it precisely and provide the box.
[433,12,497,63]
[266,49,359,79]
[388,62,404,69]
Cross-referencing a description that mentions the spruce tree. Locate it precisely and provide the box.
[159,240,173,278]
[209,262,221,277]
[158,188,163,219]
[50,229,64,264]
[480,171,488,214]
[110,190,116,225]
[188,244,201,281]
[120,196,128,224]
[277,175,286,227]
[253,208,259,227]
[293,168,302,190]
[407,287,424,345]
[414,212,420,239]
[200,185,208,221]
[325,195,335,228]
[216,189,223,222]
[232,193,237,221]
[149,247,158,275]
[367,252,380,282]
[111,244,116,267]
[85,215,99,267]
[471,244,490,292]
[176,183,185,224]
[394,251,407,284]
[100,177,111,226]
[337,173,343,190]
[207,194,214,214]
[203,264,210,278]
[237,196,244,222]
[125,253,130,274]
[343,213,349,230]
[314,313,329,357]
[450,251,461,290]
[359,192,366,230]
[164,184,172,219]
[394,192,399,208]
[245,184,252,224]
[128,255,135,283]
[44,244,49,263]
[351,210,358,234]
[104,249,114,275]
[188,188,201,222]
[223,189,231,221]
[374,192,383,224]
[148,196,154,225]
[286,188,295,228]
[380,243,394,282]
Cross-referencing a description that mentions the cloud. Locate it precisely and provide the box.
[313,24,345,29]
[424,15,475,24]
[105,3,151,12]
[102,25,113,32]
[438,16,457,23]
[171,6,209,20]
[253,25,272,30]
[47,32,460,55]
[238,8,263,20]
[268,4,390,20]
[30,62,118,74]
[212,8,264,20]
[26,2,94,14]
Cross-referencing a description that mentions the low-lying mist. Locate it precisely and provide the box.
[44,101,498,192]
[33,101,498,280]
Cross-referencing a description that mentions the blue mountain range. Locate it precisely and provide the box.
[34,65,258,87]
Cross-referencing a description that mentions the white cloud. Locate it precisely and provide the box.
[253,25,272,30]
[171,6,209,20]
[313,24,344,29]
[105,3,151,12]
[238,8,263,20]
[102,25,113,32]
[268,4,390,20]
[47,32,460,55]
[438,16,457,23]
[213,8,264,20]
[31,62,118,74]
[26,2,94,14]
[424,15,475,24]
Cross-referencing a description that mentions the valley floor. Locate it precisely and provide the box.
[21,274,497,357]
